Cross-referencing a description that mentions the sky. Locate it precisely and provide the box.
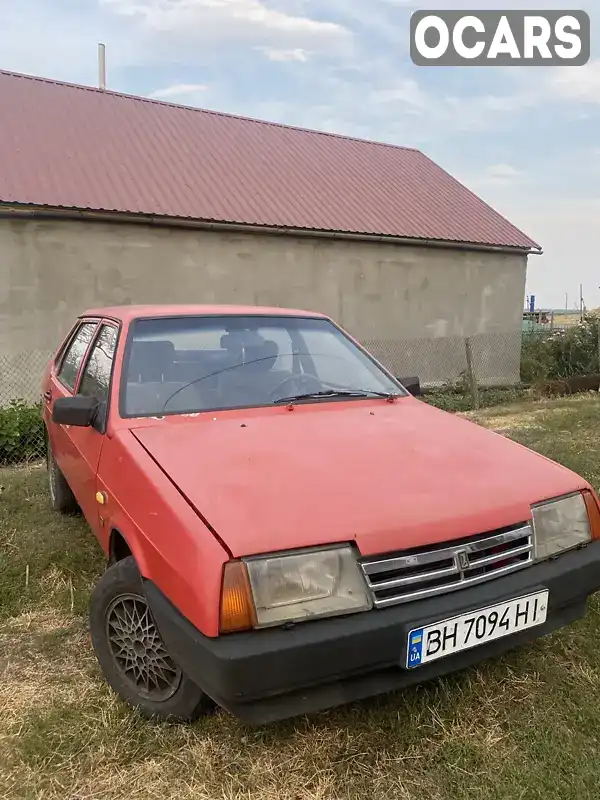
[0,0,598,311]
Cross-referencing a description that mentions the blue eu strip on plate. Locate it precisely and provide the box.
[407,628,424,669]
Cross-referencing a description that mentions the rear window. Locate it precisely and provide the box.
[56,322,98,391]
[78,325,119,405]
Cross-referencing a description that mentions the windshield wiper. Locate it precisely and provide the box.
[273,389,401,405]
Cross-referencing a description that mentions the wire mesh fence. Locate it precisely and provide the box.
[365,330,523,389]
[0,331,530,468]
[1,350,52,467]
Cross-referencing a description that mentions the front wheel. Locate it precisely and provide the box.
[89,557,209,721]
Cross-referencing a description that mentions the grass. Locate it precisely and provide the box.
[422,385,532,414]
[3,394,600,798]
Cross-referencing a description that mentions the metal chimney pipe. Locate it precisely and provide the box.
[98,43,107,90]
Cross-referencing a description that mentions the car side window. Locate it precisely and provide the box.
[56,322,98,391]
[78,325,118,404]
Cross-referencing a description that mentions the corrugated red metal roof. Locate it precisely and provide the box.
[0,69,540,251]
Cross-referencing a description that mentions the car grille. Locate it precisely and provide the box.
[359,523,534,608]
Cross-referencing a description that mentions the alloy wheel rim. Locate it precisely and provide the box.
[105,592,182,702]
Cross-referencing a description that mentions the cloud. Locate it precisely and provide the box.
[482,163,524,185]
[438,93,530,131]
[0,0,140,84]
[547,59,600,104]
[258,47,309,62]
[478,93,532,113]
[101,0,352,54]
[313,0,410,47]
[149,83,207,99]
[369,79,428,112]
[366,76,534,134]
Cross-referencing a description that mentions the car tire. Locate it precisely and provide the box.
[89,556,209,722]
[47,440,78,514]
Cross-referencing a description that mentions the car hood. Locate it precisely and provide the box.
[130,398,587,558]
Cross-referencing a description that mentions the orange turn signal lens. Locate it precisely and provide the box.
[219,561,256,633]
[583,490,600,541]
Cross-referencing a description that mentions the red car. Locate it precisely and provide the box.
[42,304,600,725]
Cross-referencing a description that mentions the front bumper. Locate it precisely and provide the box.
[145,541,600,725]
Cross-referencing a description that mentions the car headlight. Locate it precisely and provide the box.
[532,492,592,560]
[219,545,372,632]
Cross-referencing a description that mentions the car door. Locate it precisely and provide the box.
[45,319,100,485]
[65,322,120,532]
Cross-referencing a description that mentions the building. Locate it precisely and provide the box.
[0,69,541,401]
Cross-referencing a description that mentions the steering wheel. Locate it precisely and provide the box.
[269,372,322,401]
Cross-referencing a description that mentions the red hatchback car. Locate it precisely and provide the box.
[42,304,600,725]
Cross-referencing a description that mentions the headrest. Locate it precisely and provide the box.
[244,339,279,371]
[220,330,265,350]
[129,340,175,381]
[218,335,279,371]
[130,340,175,359]
[259,340,278,361]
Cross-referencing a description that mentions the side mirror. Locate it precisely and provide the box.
[398,376,421,397]
[52,395,99,427]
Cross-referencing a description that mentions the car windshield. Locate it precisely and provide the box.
[121,315,405,417]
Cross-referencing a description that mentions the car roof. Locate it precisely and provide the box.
[79,304,328,323]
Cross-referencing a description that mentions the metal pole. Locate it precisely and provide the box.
[98,43,106,90]
[465,337,479,410]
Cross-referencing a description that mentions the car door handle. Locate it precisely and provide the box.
[43,390,52,401]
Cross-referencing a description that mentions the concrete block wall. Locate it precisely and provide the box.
[0,217,527,402]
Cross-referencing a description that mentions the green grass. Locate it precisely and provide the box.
[3,394,600,799]
[423,385,532,413]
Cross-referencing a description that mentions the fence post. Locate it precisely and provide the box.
[465,337,479,410]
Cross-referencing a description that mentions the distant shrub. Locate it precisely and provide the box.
[521,314,600,384]
[0,400,45,465]
[520,334,556,384]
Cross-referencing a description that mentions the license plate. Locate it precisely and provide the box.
[406,590,549,669]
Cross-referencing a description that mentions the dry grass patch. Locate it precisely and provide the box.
[0,610,93,712]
